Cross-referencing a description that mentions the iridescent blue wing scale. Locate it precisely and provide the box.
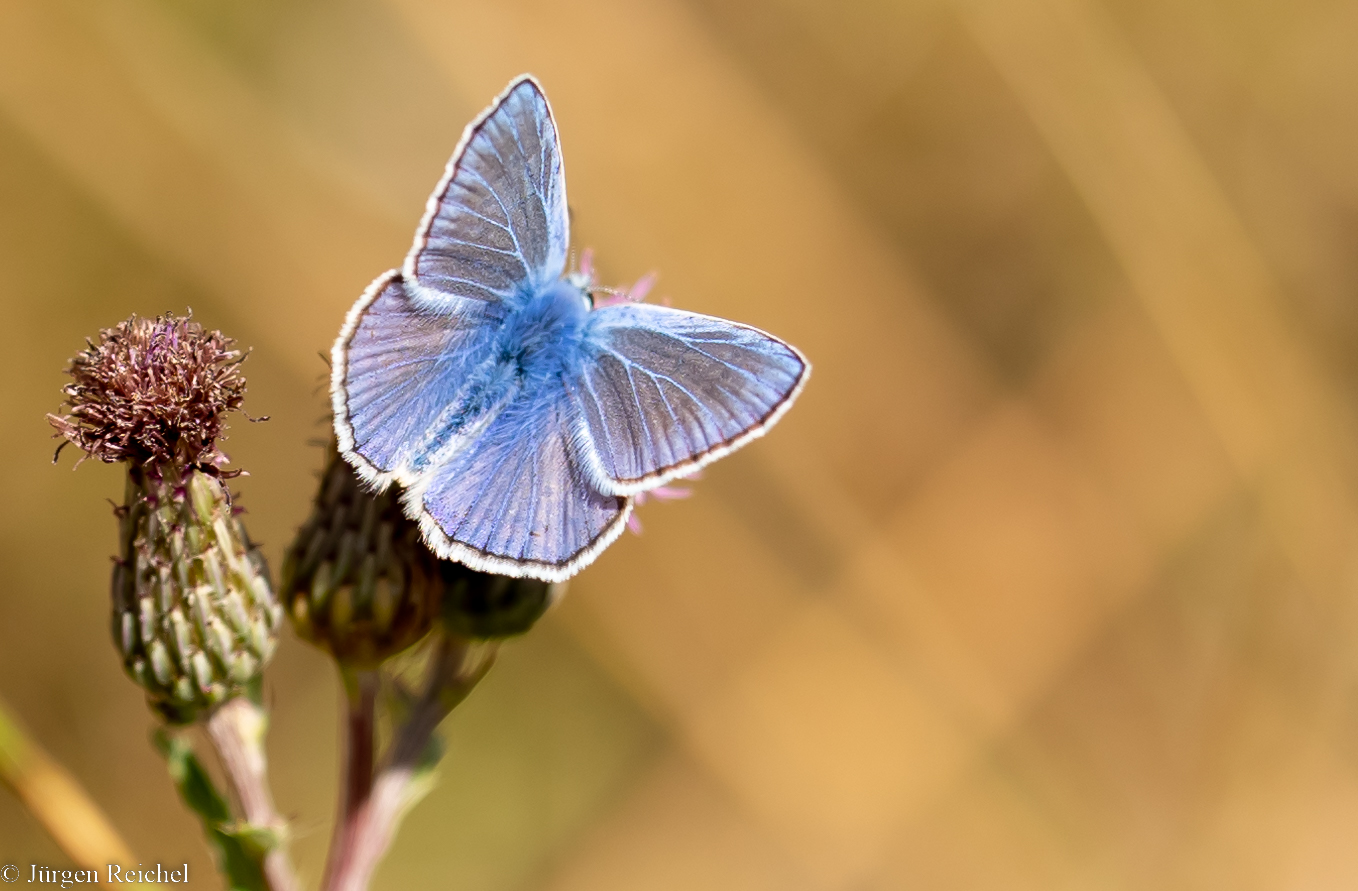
[573,304,810,495]
[406,388,632,581]
[333,75,569,487]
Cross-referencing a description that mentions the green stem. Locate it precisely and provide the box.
[203,698,300,891]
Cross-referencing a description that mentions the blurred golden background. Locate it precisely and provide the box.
[5,0,1358,887]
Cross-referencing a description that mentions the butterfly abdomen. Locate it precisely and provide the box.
[407,356,516,473]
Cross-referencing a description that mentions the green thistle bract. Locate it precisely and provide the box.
[113,466,280,722]
[284,439,562,666]
[439,564,555,640]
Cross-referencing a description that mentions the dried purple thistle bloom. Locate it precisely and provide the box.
[46,313,247,470]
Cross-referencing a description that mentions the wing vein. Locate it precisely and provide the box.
[462,166,528,271]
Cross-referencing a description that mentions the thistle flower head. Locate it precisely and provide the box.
[48,313,247,470]
[50,313,279,723]
[114,467,281,723]
[286,437,561,658]
[440,563,556,639]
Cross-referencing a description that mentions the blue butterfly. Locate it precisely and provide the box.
[331,75,810,582]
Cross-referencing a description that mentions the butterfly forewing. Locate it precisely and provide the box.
[573,304,809,494]
[408,387,631,581]
[406,77,570,307]
[335,271,502,483]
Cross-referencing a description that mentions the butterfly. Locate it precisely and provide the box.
[331,75,809,582]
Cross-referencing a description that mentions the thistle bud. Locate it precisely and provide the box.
[440,564,557,640]
[112,466,280,722]
[49,314,281,722]
[282,443,442,666]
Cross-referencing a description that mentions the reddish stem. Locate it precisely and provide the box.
[322,637,495,891]
[321,669,380,890]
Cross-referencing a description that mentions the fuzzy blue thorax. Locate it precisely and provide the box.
[496,279,592,381]
[409,280,592,473]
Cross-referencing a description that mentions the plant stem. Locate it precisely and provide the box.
[0,695,139,871]
[322,636,496,891]
[320,668,379,890]
[203,697,300,891]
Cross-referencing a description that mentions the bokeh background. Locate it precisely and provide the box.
[4,0,1358,887]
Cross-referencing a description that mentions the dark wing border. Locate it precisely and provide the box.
[406,488,634,583]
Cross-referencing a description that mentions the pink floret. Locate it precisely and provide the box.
[626,476,701,535]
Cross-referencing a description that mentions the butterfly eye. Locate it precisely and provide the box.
[564,271,593,308]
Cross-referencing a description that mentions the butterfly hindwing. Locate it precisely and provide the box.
[573,303,809,494]
[409,385,632,581]
[406,76,569,308]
